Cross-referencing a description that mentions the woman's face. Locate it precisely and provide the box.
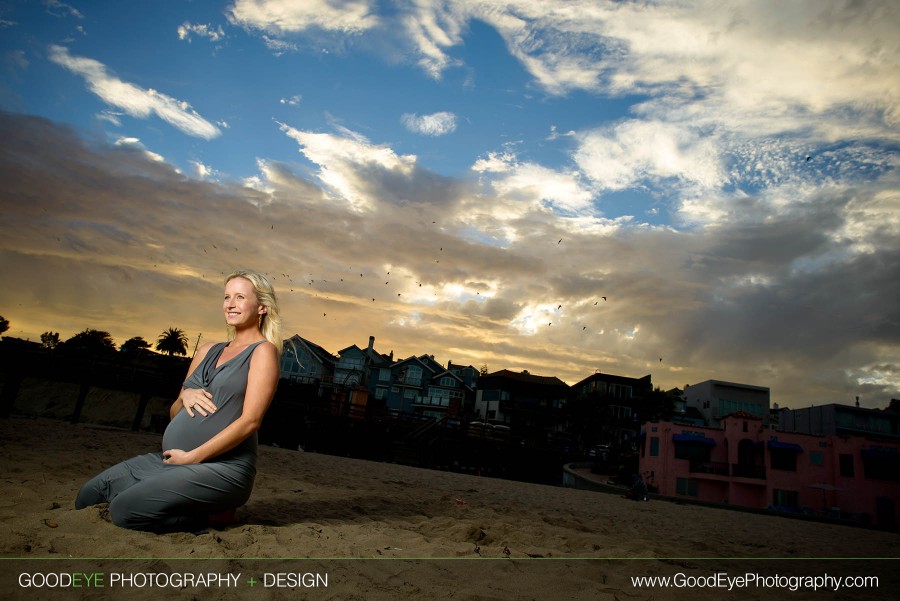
[223,276,265,330]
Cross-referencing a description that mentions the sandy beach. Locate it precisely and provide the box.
[1,417,897,600]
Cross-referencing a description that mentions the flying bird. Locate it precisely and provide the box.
[557,239,562,244]
[557,304,562,310]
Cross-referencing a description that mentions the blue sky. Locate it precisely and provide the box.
[1,0,898,408]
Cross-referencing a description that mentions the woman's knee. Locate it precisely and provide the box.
[74,479,103,509]
[108,497,153,531]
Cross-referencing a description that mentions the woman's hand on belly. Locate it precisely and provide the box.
[181,388,217,417]
[162,448,198,465]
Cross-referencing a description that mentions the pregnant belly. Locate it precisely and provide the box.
[162,410,225,451]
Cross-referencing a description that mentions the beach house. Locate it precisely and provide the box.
[368,354,477,419]
[474,369,570,444]
[682,379,771,426]
[639,411,900,530]
[279,334,337,396]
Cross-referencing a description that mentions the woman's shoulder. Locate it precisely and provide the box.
[251,340,278,356]
[193,341,223,361]
[197,341,223,354]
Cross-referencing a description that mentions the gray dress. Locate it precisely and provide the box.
[75,341,266,533]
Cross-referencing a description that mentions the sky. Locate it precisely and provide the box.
[1,0,898,410]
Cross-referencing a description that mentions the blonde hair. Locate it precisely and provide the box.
[224,269,283,355]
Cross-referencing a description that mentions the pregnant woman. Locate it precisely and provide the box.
[75,269,281,533]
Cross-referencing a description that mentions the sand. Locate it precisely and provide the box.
[1,417,897,600]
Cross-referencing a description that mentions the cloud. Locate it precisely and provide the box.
[573,120,724,193]
[112,135,165,163]
[228,0,378,35]
[43,0,83,20]
[400,111,457,136]
[177,22,225,43]
[1,112,898,408]
[277,122,470,215]
[279,95,302,106]
[47,45,221,140]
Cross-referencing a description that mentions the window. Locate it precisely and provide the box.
[770,450,797,471]
[608,384,632,398]
[861,448,900,482]
[839,454,854,477]
[676,478,698,497]
[809,451,824,466]
[379,368,391,382]
[404,366,423,386]
[772,489,799,508]
[440,376,456,387]
[650,437,659,457]
[674,442,710,463]
[742,421,748,432]
[403,389,417,400]
[375,387,386,399]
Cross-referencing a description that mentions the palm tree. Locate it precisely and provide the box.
[156,328,188,356]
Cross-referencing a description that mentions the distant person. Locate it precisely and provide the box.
[75,269,281,532]
[626,474,649,501]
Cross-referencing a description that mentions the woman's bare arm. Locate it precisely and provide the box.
[169,342,216,420]
[162,342,279,464]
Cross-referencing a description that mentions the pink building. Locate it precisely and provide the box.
[639,412,900,529]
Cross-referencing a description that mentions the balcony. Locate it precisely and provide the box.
[689,460,729,476]
[413,396,450,408]
[731,464,766,480]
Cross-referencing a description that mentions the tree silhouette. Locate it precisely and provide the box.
[121,336,151,352]
[156,328,188,356]
[60,329,116,353]
[40,331,60,349]
[0,315,8,337]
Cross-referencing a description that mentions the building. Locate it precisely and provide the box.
[570,372,653,445]
[666,387,706,427]
[331,336,392,418]
[475,370,570,443]
[639,414,900,529]
[683,379,770,427]
[779,403,900,441]
[280,334,336,395]
[369,354,474,419]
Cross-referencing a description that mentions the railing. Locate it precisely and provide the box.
[689,460,729,476]
[731,464,766,479]
[413,396,450,408]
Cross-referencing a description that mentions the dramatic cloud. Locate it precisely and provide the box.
[2,113,895,407]
[2,1,897,410]
[47,45,221,140]
[401,111,457,136]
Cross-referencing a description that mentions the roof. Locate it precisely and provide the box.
[482,369,569,388]
[573,371,652,389]
[284,334,336,366]
[725,410,763,420]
